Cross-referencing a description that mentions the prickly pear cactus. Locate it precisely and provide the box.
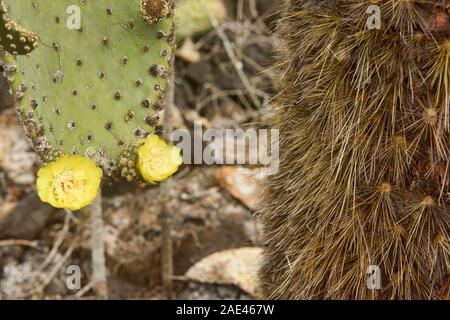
[0,0,174,181]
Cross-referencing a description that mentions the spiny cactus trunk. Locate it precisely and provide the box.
[262,0,450,299]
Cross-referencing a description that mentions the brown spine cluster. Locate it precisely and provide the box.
[139,0,174,24]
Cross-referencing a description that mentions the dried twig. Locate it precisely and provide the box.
[160,59,176,293]
[16,233,79,299]
[159,3,178,294]
[198,0,262,109]
[36,236,78,294]
[74,280,94,298]
[35,211,72,274]
[0,239,38,248]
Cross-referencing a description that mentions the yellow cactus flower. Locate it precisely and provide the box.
[36,155,103,211]
[137,134,183,184]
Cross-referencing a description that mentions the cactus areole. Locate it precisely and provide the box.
[0,0,176,191]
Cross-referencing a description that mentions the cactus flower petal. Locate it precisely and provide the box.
[36,156,103,211]
[137,134,183,184]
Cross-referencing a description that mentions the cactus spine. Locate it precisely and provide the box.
[262,0,450,299]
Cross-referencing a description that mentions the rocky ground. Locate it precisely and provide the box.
[0,0,282,300]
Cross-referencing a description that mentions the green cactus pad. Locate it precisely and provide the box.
[1,0,174,180]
